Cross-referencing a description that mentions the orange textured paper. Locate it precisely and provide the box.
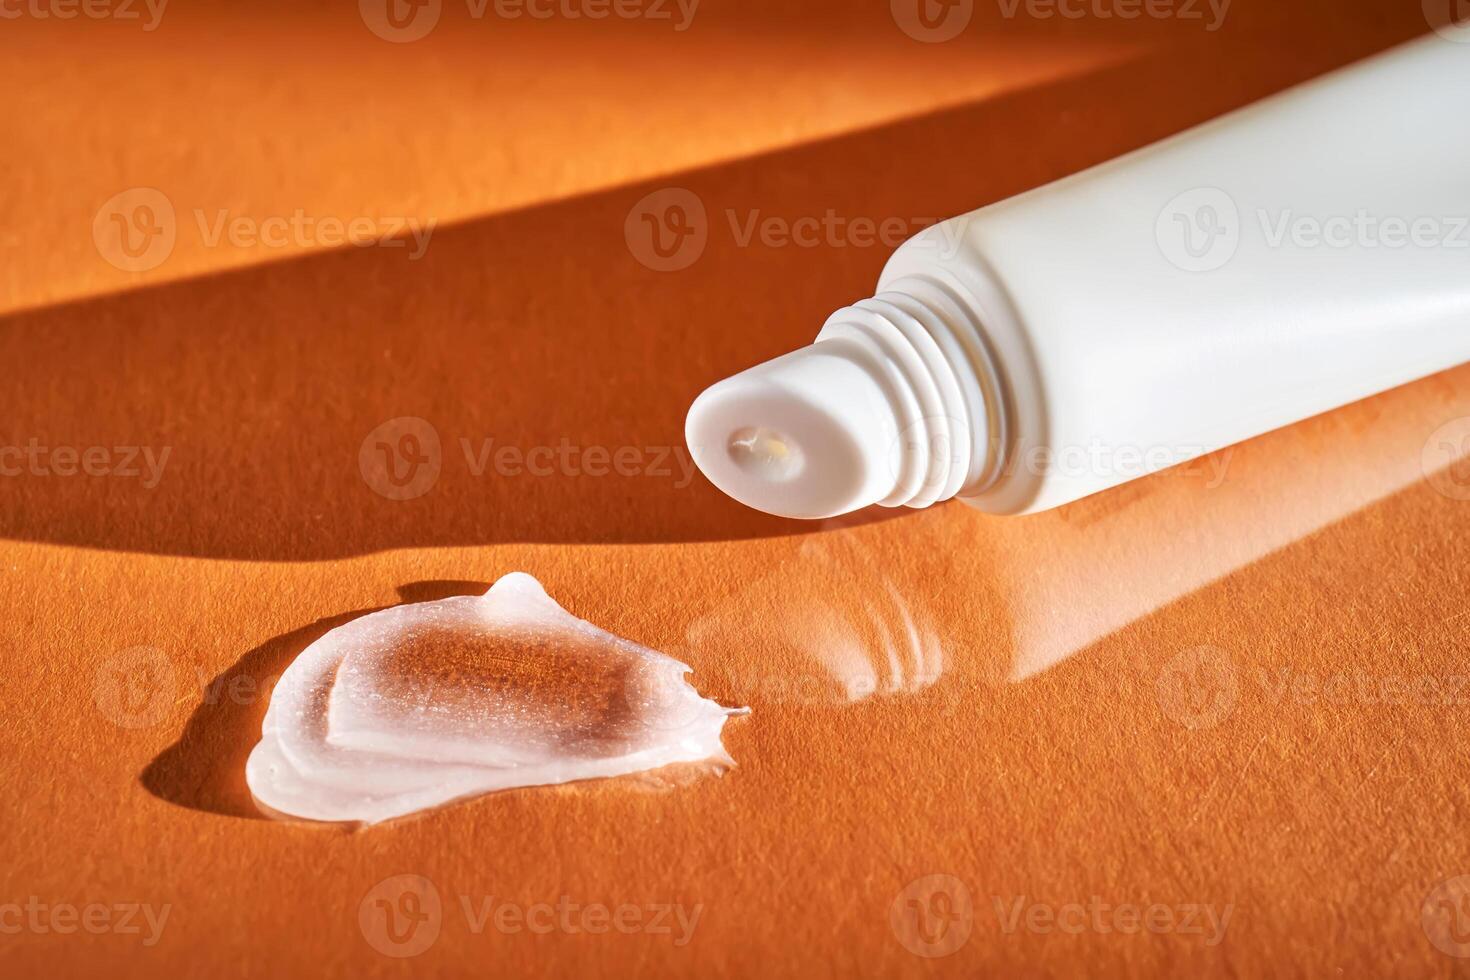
[2,2,1465,977]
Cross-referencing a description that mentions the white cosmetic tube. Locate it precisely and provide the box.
[685,34,1470,519]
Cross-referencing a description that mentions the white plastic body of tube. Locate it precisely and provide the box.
[684,34,1470,519]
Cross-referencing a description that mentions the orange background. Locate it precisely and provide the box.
[3,1,1468,976]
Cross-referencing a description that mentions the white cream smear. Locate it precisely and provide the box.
[245,572,745,824]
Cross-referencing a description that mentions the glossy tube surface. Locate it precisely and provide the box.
[686,34,1470,519]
